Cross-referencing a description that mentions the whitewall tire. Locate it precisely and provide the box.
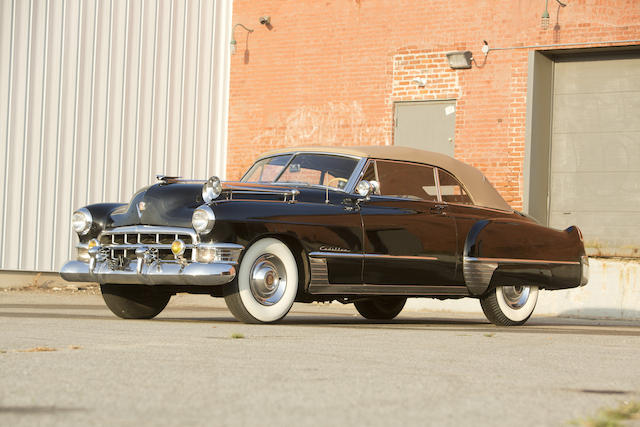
[224,238,298,324]
[480,285,539,326]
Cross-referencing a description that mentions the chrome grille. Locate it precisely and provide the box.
[98,226,198,262]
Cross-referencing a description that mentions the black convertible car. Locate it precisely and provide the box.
[61,146,588,326]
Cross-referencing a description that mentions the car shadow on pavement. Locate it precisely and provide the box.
[2,302,639,336]
[0,405,86,414]
[155,314,640,336]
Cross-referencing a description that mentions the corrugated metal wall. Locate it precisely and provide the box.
[0,0,233,272]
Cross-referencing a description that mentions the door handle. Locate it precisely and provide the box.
[430,204,446,214]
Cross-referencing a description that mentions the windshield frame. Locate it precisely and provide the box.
[241,151,367,193]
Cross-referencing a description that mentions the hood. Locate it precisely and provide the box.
[109,180,348,228]
[111,182,204,228]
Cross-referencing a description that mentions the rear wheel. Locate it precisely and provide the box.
[100,283,171,319]
[480,285,539,326]
[354,296,406,320]
[224,238,298,324]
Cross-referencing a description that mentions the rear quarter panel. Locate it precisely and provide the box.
[448,204,585,292]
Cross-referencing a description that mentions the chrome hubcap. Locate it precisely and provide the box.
[249,254,287,306]
[501,285,530,309]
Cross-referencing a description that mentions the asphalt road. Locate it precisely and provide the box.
[1,289,639,427]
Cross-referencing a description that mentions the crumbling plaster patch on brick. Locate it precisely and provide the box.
[250,101,388,151]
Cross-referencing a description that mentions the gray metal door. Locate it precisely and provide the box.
[549,52,640,255]
[394,101,456,156]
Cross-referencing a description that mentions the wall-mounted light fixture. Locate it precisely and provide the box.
[230,23,254,55]
[446,51,473,69]
[541,0,567,30]
[446,42,489,70]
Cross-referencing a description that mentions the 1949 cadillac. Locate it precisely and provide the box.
[61,146,588,326]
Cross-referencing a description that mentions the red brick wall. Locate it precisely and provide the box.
[228,0,640,209]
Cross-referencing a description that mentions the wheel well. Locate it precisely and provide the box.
[241,234,310,299]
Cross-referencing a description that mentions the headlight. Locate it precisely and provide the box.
[192,205,215,234]
[202,176,222,203]
[71,208,93,235]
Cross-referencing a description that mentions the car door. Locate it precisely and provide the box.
[360,160,458,286]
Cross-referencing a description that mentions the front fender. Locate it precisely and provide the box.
[79,203,127,242]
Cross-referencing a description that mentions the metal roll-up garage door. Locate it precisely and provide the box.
[549,51,640,256]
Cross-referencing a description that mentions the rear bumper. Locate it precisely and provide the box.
[60,260,236,286]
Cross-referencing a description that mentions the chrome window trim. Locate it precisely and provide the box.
[433,166,442,202]
[366,158,440,202]
[435,167,476,206]
[240,153,294,182]
[441,201,514,213]
[241,151,368,194]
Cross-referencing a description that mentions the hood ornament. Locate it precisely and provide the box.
[156,174,181,185]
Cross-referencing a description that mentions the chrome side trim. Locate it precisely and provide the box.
[307,252,457,295]
[462,256,581,296]
[463,257,498,296]
[309,251,439,261]
[364,254,438,261]
[468,257,580,265]
[310,251,363,258]
[222,185,300,203]
[308,283,469,296]
[308,257,330,291]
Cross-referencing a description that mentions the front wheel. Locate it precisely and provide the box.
[354,296,407,320]
[100,284,171,319]
[480,285,539,326]
[224,238,298,324]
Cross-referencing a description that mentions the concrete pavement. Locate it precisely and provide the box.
[1,289,639,426]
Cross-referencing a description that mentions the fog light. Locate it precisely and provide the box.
[88,239,99,249]
[171,239,186,257]
[196,246,216,263]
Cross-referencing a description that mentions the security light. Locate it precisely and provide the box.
[446,51,473,69]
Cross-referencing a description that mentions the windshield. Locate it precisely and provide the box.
[242,153,360,190]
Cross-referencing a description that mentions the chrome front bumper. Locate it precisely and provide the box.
[60,259,236,286]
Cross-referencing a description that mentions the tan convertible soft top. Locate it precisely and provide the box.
[262,145,512,211]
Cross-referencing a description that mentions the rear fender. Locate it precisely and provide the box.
[462,220,584,295]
